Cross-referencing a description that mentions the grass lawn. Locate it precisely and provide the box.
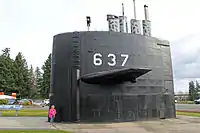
[176,111,200,117]
[1,110,48,117]
[0,130,71,133]
[176,101,194,104]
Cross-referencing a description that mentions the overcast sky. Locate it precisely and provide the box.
[0,0,200,93]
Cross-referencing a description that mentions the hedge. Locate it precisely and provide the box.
[0,99,8,105]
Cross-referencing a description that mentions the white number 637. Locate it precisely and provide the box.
[93,53,129,66]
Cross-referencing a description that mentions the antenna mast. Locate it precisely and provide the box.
[133,0,136,19]
[122,3,124,17]
[119,3,128,33]
[144,5,149,20]
[86,16,91,31]
[142,5,151,36]
[130,0,141,35]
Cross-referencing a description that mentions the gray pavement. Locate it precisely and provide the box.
[0,104,196,132]
[55,116,200,133]
[176,104,200,112]
[1,116,200,133]
[0,117,55,130]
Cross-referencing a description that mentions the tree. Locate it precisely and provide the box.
[34,66,42,98]
[2,48,10,57]
[195,81,200,98]
[0,48,53,99]
[195,81,200,91]
[28,65,37,98]
[0,48,16,94]
[40,54,51,98]
[189,81,198,101]
[14,52,30,98]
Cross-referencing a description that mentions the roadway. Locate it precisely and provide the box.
[176,104,200,112]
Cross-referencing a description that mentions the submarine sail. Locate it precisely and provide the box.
[49,1,175,122]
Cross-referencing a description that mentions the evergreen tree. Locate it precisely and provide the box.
[40,54,51,98]
[14,52,30,98]
[189,81,197,101]
[34,66,42,97]
[0,49,53,99]
[28,65,37,98]
[195,81,200,90]
[195,81,200,98]
[2,48,10,57]
[0,48,16,94]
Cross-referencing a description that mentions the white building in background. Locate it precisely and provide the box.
[0,95,16,100]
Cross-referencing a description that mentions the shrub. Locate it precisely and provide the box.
[0,99,8,105]
[23,101,31,106]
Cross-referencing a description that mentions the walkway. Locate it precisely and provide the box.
[1,116,200,133]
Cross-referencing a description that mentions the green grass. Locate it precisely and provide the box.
[176,111,200,117]
[1,110,48,117]
[176,101,194,104]
[0,130,71,133]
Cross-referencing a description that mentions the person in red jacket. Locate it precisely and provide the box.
[49,105,57,126]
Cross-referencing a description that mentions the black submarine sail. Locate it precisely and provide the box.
[49,0,175,123]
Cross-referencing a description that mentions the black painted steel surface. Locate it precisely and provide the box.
[50,31,176,122]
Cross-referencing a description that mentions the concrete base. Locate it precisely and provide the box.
[54,116,200,133]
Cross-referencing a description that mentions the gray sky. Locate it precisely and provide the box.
[0,0,200,93]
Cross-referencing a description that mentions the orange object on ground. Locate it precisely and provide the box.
[0,92,4,95]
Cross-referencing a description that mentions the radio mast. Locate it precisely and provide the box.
[142,5,151,36]
[130,0,141,35]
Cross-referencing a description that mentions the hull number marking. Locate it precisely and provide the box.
[93,53,129,66]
